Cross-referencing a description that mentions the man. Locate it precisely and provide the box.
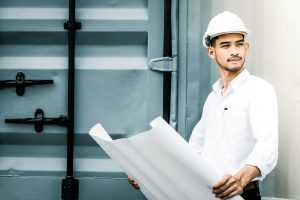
[189,11,278,200]
[129,11,278,200]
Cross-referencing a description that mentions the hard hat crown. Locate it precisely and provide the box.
[203,11,249,48]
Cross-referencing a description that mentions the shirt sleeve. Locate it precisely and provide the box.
[188,98,209,154]
[245,83,278,180]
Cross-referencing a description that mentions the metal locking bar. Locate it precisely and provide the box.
[0,72,54,96]
[61,0,81,199]
[5,108,69,132]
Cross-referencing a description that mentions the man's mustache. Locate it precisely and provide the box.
[227,56,242,62]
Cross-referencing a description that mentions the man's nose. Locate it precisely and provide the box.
[230,45,239,56]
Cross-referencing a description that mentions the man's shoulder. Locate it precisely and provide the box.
[247,75,276,94]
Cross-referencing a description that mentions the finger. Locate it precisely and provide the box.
[217,181,243,199]
[220,187,243,200]
[128,177,138,185]
[128,180,137,186]
[128,177,134,182]
[216,184,236,199]
[213,176,236,195]
[134,184,140,189]
[128,179,135,183]
[213,174,231,189]
[131,181,140,189]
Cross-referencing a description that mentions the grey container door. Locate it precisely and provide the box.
[0,0,165,199]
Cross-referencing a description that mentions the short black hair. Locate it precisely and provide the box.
[210,36,219,47]
[205,35,219,47]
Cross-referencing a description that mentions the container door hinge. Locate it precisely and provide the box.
[149,57,175,72]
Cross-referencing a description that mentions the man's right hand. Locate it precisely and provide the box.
[128,176,140,189]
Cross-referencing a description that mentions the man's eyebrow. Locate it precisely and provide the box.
[219,41,231,45]
[236,39,245,43]
[219,39,245,45]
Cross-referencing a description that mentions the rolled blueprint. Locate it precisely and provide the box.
[89,116,243,200]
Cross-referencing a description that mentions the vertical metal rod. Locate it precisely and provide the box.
[61,0,80,199]
[163,0,172,123]
[67,0,75,177]
[169,0,179,130]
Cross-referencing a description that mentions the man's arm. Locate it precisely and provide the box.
[212,164,260,199]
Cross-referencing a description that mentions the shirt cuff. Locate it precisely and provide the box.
[244,160,265,181]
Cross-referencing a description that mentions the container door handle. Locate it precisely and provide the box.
[5,108,69,132]
[0,72,54,96]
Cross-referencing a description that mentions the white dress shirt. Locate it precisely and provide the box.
[189,69,278,180]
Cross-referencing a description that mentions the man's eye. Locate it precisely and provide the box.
[221,45,229,48]
[237,43,244,46]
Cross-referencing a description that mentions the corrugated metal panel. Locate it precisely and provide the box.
[0,0,164,199]
[177,0,212,140]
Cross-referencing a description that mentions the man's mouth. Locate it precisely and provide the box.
[227,57,242,62]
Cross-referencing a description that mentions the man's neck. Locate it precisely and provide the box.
[219,67,245,95]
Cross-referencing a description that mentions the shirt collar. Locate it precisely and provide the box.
[212,69,250,95]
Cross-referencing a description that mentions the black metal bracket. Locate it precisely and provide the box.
[0,72,54,96]
[61,176,79,200]
[64,21,81,30]
[5,108,69,132]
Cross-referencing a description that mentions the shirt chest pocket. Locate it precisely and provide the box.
[222,108,251,140]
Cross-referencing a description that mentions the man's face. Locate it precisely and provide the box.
[207,33,249,73]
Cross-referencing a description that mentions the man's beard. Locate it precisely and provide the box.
[216,58,246,73]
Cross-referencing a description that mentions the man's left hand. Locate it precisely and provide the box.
[212,174,243,199]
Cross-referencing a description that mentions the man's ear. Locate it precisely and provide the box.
[207,47,216,59]
[245,42,250,54]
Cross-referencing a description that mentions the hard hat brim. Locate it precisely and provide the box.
[210,31,248,40]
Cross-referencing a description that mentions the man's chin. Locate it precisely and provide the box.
[224,66,243,73]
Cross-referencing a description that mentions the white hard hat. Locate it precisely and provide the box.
[203,11,249,48]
